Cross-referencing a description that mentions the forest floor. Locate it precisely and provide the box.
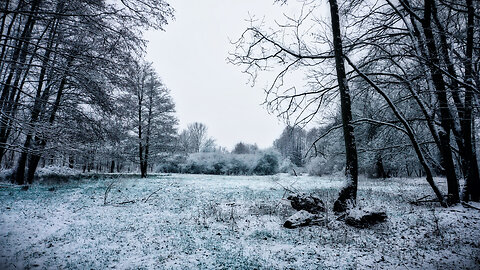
[0,173,479,269]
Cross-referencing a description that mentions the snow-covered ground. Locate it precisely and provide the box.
[0,174,479,269]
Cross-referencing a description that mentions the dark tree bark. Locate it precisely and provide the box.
[0,0,19,75]
[14,19,56,184]
[376,156,387,179]
[25,53,72,184]
[422,0,459,203]
[0,0,41,166]
[329,0,359,213]
[462,0,480,201]
[346,57,447,206]
[427,0,479,202]
[110,160,115,173]
[138,88,147,178]
[141,89,153,178]
[68,156,74,169]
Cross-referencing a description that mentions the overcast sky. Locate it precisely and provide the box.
[144,1,307,150]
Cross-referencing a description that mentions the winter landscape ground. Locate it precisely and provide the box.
[1,174,479,269]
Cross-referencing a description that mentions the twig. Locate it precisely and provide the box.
[274,179,299,194]
[104,180,115,205]
[401,261,411,270]
[415,195,431,201]
[117,200,136,205]
[73,206,88,213]
[431,208,442,238]
[451,250,470,257]
[142,187,162,203]
[462,202,480,211]
[410,195,440,205]
[410,199,441,205]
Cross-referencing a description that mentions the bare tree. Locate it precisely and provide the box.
[230,1,359,212]
[1,0,174,183]
[340,0,479,203]
[229,0,458,209]
[328,0,359,213]
[121,61,176,178]
[179,122,215,153]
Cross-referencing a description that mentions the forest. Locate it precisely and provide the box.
[1,0,480,269]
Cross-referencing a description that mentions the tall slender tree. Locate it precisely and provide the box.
[121,61,176,178]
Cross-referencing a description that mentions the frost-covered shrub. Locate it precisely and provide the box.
[182,153,226,174]
[154,155,186,173]
[306,156,339,176]
[212,161,227,175]
[226,158,250,175]
[29,166,84,182]
[159,151,280,175]
[36,165,81,176]
[228,154,259,174]
[178,152,239,175]
[279,157,296,173]
[306,156,325,176]
[253,152,279,175]
[183,162,207,174]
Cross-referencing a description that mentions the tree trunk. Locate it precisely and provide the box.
[375,156,387,179]
[462,0,480,202]
[345,57,447,206]
[13,136,30,184]
[422,0,459,203]
[68,156,74,169]
[0,0,40,165]
[24,54,71,184]
[110,160,115,173]
[429,0,478,202]
[26,154,41,184]
[15,21,57,184]
[328,0,359,213]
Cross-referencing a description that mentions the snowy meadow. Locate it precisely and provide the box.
[2,0,480,269]
[1,174,479,269]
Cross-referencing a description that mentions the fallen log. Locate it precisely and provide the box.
[287,193,326,214]
[344,211,387,228]
[284,210,325,229]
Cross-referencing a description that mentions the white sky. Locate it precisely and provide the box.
[144,1,308,150]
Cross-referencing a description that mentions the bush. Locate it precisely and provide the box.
[154,151,281,175]
[306,156,340,176]
[181,153,225,174]
[226,158,250,175]
[279,157,296,174]
[253,152,279,175]
[154,155,186,173]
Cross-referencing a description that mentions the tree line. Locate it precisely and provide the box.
[0,0,176,183]
[3,0,479,212]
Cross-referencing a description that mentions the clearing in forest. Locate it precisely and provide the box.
[1,174,479,269]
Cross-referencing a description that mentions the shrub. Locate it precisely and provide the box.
[213,161,227,175]
[253,152,279,175]
[306,156,337,176]
[154,155,186,173]
[279,157,296,174]
[226,158,250,175]
[154,151,281,175]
